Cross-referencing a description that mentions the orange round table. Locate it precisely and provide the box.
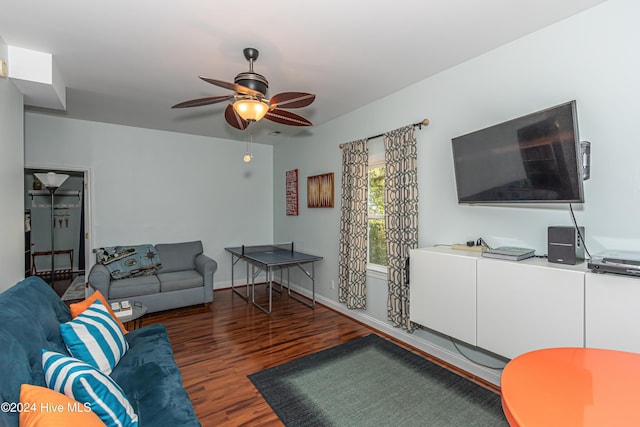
[501,347,640,426]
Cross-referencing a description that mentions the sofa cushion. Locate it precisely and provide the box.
[109,275,160,299]
[19,384,105,426]
[60,299,129,375]
[42,350,139,427]
[157,270,203,292]
[155,241,203,273]
[111,324,200,427]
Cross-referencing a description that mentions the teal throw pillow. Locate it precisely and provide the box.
[60,299,128,375]
[42,350,138,427]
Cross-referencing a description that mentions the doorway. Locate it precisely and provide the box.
[24,166,92,297]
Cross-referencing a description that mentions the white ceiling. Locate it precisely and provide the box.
[1,0,606,144]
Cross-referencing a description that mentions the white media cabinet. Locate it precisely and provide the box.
[410,246,640,360]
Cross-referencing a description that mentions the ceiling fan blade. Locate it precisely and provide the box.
[224,104,249,130]
[269,92,316,109]
[199,76,263,97]
[265,109,312,126]
[171,95,234,109]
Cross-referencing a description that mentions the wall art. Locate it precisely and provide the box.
[307,172,334,208]
[286,169,299,216]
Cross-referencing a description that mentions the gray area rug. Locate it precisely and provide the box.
[248,334,507,427]
[61,275,86,301]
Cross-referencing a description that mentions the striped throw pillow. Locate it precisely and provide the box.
[42,350,138,427]
[60,299,128,375]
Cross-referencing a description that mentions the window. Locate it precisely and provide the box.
[368,163,388,268]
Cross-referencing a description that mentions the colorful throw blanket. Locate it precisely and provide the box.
[96,244,162,280]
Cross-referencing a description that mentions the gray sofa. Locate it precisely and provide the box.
[88,240,217,313]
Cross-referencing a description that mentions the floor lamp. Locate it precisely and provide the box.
[34,172,69,287]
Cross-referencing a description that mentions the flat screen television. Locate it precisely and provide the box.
[452,101,584,204]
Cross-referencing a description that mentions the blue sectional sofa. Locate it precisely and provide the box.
[0,276,200,426]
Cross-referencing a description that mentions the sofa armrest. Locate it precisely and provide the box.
[87,263,112,298]
[195,254,217,302]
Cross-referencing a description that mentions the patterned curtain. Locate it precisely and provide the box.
[384,126,418,332]
[338,139,369,309]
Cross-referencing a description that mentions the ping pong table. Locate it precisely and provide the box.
[225,243,323,314]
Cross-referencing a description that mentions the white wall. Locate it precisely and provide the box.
[0,37,26,292]
[274,0,640,384]
[24,113,274,286]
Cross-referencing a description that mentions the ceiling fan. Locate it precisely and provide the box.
[172,47,315,130]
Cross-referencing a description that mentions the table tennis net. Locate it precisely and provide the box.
[241,242,293,255]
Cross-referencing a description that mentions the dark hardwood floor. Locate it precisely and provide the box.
[143,285,500,427]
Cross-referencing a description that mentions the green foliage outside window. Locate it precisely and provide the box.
[368,166,388,266]
[368,167,385,215]
[369,218,388,266]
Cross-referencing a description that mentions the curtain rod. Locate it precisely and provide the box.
[338,118,429,149]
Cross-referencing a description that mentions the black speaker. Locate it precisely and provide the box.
[548,226,585,265]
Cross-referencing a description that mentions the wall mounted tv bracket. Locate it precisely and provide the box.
[581,141,591,180]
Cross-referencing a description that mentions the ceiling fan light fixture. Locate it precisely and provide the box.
[173,48,314,130]
[233,99,268,122]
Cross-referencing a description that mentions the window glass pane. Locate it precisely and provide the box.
[368,218,388,266]
[368,166,385,215]
[368,165,387,267]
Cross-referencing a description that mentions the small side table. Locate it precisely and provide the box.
[115,302,148,330]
